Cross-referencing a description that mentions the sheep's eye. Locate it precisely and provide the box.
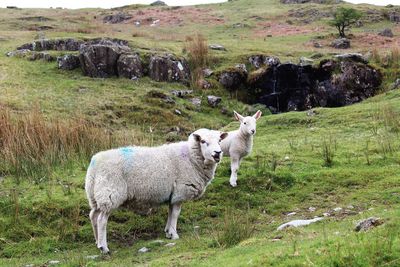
[244,122,247,125]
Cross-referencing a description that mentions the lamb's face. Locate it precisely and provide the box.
[193,130,228,163]
[234,110,262,136]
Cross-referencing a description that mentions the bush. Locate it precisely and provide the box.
[329,7,362,38]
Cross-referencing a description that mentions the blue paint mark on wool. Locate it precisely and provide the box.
[120,146,136,170]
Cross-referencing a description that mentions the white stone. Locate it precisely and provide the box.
[277,217,323,231]
[138,247,149,253]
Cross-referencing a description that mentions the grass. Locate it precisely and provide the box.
[0,0,400,266]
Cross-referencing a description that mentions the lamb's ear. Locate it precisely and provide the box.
[233,110,244,122]
[220,132,228,140]
[253,110,262,120]
[193,133,201,142]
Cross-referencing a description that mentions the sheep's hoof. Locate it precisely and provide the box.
[171,234,179,240]
[99,246,110,255]
[166,231,179,239]
[230,181,237,187]
[165,232,172,239]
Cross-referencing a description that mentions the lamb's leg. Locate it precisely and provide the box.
[166,202,182,240]
[229,156,241,187]
[97,211,111,254]
[164,204,173,237]
[89,209,101,245]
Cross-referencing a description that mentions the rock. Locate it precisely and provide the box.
[174,109,182,115]
[378,28,394,38]
[190,97,202,107]
[103,12,132,24]
[165,242,176,247]
[148,54,190,83]
[150,0,167,6]
[219,68,247,92]
[79,40,131,78]
[313,42,323,48]
[334,53,368,64]
[331,38,350,49]
[30,38,84,51]
[265,56,281,67]
[388,11,400,23]
[308,207,316,212]
[299,57,314,66]
[333,207,342,212]
[147,90,175,104]
[391,78,400,90]
[277,217,323,230]
[57,54,80,70]
[48,260,60,265]
[207,95,222,107]
[117,54,143,79]
[287,212,297,216]
[249,55,280,68]
[6,49,31,57]
[355,217,383,232]
[138,247,149,253]
[171,90,193,98]
[203,68,213,77]
[29,52,54,61]
[209,44,227,51]
[323,212,330,217]
[17,43,33,50]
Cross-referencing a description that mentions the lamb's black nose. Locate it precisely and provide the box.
[214,151,222,155]
[251,129,255,134]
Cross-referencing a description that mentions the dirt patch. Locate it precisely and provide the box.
[254,22,324,37]
[105,7,224,27]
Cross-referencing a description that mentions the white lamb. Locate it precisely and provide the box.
[85,128,228,254]
[221,110,262,187]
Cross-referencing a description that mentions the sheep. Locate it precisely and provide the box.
[220,110,262,187]
[85,128,228,254]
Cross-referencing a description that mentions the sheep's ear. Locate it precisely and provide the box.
[253,110,262,120]
[233,111,244,122]
[193,133,201,142]
[220,132,228,140]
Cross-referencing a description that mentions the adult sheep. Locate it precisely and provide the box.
[85,128,228,254]
[221,110,262,187]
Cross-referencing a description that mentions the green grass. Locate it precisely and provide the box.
[0,0,400,266]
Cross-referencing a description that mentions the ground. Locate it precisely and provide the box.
[0,0,399,266]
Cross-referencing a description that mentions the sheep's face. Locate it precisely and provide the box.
[234,110,262,136]
[193,130,228,163]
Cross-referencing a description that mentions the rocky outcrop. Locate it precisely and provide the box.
[388,11,400,23]
[57,54,81,70]
[378,28,394,37]
[117,54,143,79]
[148,54,190,83]
[248,55,280,69]
[219,67,248,93]
[245,58,382,112]
[79,40,131,78]
[150,0,167,6]
[207,95,222,107]
[331,38,350,49]
[103,12,132,24]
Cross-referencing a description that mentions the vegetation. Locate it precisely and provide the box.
[329,7,363,38]
[0,0,399,266]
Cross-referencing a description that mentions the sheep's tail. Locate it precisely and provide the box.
[85,156,97,210]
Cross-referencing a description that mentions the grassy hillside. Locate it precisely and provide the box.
[0,0,399,266]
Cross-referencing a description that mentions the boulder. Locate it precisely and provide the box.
[103,12,132,24]
[299,57,314,66]
[150,1,167,6]
[6,49,31,57]
[331,38,350,49]
[57,54,81,70]
[388,11,400,22]
[207,95,222,107]
[79,40,131,78]
[378,28,394,37]
[117,54,143,79]
[29,52,54,61]
[31,38,84,51]
[334,53,368,64]
[391,78,400,90]
[219,67,248,92]
[249,55,280,68]
[355,217,383,232]
[209,44,227,51]
[148,54,190,83]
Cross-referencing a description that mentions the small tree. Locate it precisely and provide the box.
[329,7,362,38]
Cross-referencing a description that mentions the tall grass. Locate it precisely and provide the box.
[184,33,209,89]
[0,108,114,183]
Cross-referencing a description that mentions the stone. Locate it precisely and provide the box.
[388,11,400,23]
[85,255,99,260]
[57,54,80,70]
[219,68,247,92]
[287,212,297,216]
[308,207,316,212]
[331,38,350,49]
[171,90,193,98]
[334,53,368,64]
[190,97,202,107]
[207,95,222,107]
[203,68,213,77]
[355,217,383,232]
[150,0,167,6]
[299,57,314,66]
[117,54,143,79]
[391,78,400,90]
[79,39,131,78]
[148,54,190,83]
[313,42,323,48]
[277,218,323,230]
[249,55,280,68]
[209,44,227,51]
[29,52,54,61]
[164,242,176,247]
[333,207,342,212]
[138,247,149,253]
[378,28,394,38]
[103,12,132,24]
[48,260,60,265]
[6,49,31,57]
[174,109,182,115]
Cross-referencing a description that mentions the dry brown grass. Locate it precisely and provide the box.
[371,48,381,64]
[0,107,114,182]
[184,34,209,89]
[389,47,400,68]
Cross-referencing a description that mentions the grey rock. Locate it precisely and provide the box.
[6,49,31,57]
[171,90,193,98]
[378,28,394,38]
[334,53,368,64]
[313,42,323,48]
[391,78,400,90]
[219,68,247,91]
[203,68,213,77]
[85,255,99,260]
[138,247,149,253]
[150,0,167,6]
[103,12,132,24]
[117,54,143,79]
[29,52,54,61]
[389,11,400,22]
[207,95,222,108]
[48,260,60,265]
[174,109,182,115]
[209,44,227,51]
[190,97,202,107]
[277,218,323,230]
[235,63,247,74]
[57,54,80,70]
[355,217,383,232]
[249,55,280,68]
[299,57,314,66]
[164,242,176,247]
[331,38,350,49]
[148,54,190,83]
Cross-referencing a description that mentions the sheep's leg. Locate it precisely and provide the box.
[229,156,241,187]
[89,209,101,245]
[166,202,182,240]
[164,204,173,235]
[97,211,111,254]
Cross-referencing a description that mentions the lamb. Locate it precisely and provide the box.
[85,128,228,254]
[220,110,262,187]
